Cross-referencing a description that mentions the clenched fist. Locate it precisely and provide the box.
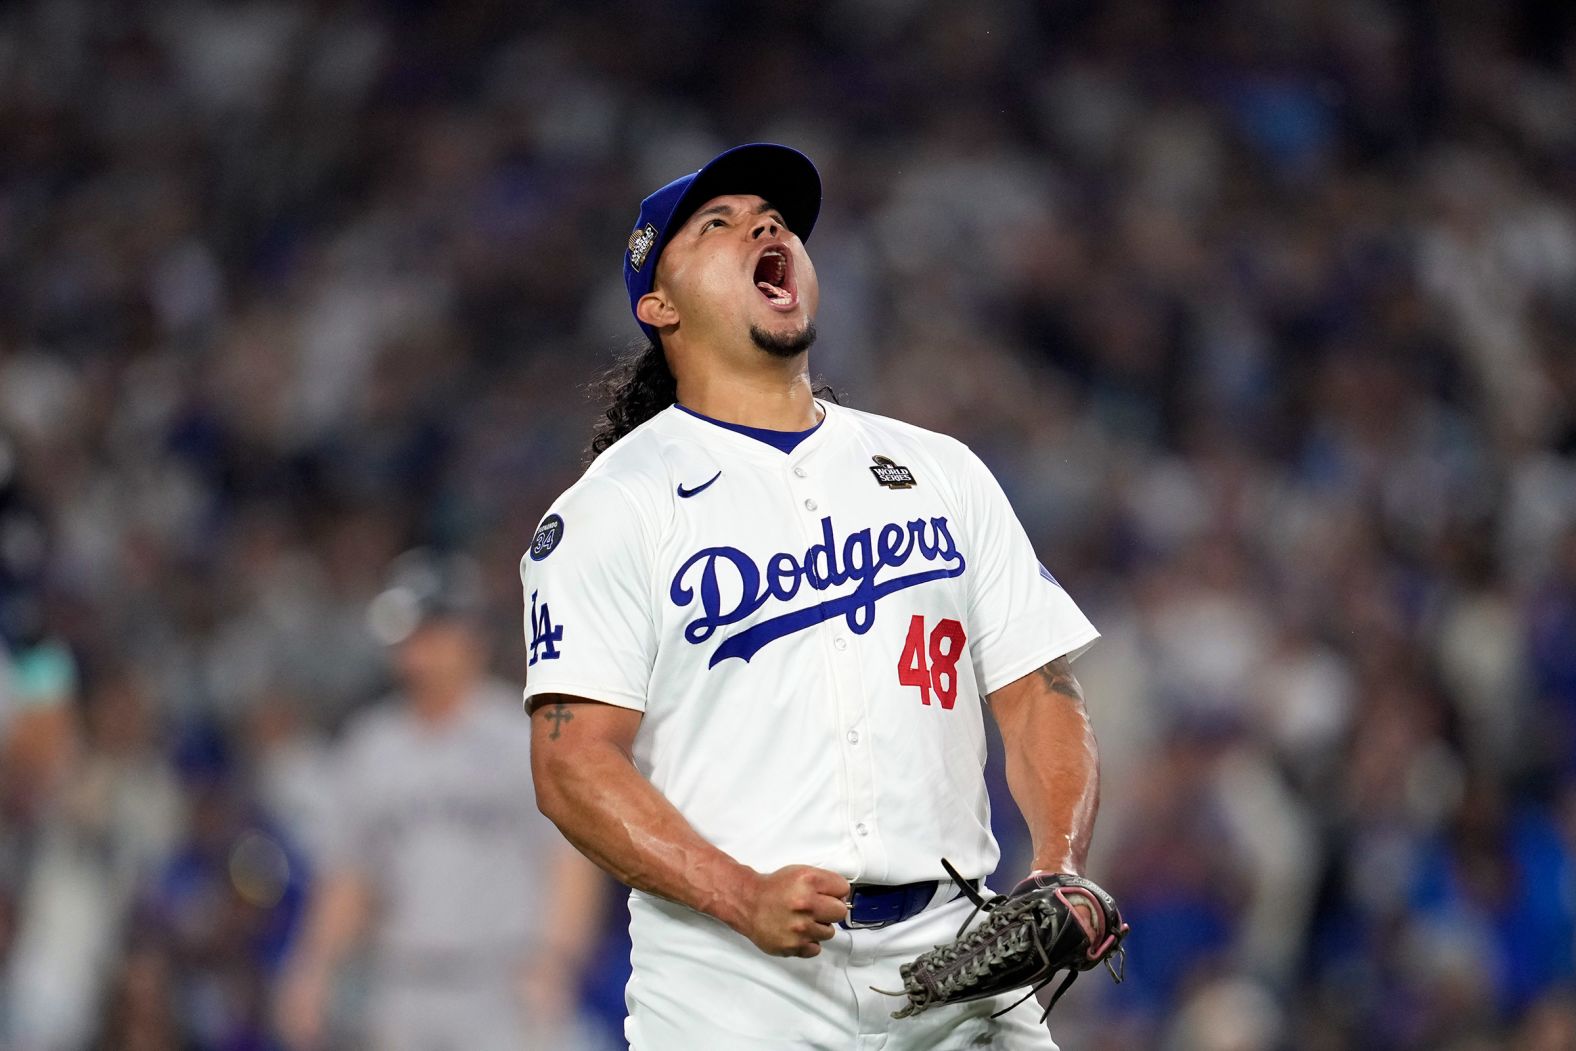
[732,865,851,958]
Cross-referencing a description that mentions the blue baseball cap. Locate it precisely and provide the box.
[624,143,821,342]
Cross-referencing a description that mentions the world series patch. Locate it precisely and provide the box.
[627,223,658,272]
[870,455,917,489]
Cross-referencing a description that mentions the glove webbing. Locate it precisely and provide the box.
[879,859,1126,1023]
[943,860,1089,1024]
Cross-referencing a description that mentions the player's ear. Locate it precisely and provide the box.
[636,290,678,331]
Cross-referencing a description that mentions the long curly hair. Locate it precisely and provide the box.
[589,339,840,458]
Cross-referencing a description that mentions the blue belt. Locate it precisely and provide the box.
[841,877,981,930]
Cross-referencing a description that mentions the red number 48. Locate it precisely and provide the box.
[897,615,968,709]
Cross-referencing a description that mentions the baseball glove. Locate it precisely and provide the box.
[881,860,1129,1022]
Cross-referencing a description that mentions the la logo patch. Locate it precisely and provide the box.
[870,455,917,490]
[528,589,562,665]
[628,223,659,272]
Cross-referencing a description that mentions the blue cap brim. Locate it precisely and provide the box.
[625,143,821,342]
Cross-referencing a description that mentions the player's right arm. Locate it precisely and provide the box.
[276,718,384,1049]
[276,867,372,1049]
[530,693,848,958]
[524,472,844,956]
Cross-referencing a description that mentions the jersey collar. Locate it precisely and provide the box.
[664,399,838,462]
[673,403,824,454]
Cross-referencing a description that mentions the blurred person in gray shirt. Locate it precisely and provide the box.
[276,550,606,1051]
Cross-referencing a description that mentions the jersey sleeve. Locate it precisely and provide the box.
[520,475,657,713]
[955,445,1099,694]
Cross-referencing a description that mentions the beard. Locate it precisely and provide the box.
[749,320,817,358]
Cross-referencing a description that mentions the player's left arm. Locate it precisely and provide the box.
[518,840,607,1025]
[986,655,1099,876]
[542,840,606,969]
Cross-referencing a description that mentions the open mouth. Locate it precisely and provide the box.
[752,244,797,309]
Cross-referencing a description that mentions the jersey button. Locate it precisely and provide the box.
[833,637,848,651]
[847,730,860,744]
[793,466,807,478]
[804,498,818,511]
[855,822,869,836]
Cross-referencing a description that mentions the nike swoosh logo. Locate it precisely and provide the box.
[677,471,722,499]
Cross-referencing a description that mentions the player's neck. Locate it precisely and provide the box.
[674,362,819,431]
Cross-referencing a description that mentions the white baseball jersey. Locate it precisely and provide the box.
[520,401,1098,885]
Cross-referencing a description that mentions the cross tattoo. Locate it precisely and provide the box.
[545,702,573,740]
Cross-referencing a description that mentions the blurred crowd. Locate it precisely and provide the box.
[1,0,1575,1048]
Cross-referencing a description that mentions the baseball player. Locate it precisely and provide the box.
[277,550,605,1051]
[523,144,1105,1050]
